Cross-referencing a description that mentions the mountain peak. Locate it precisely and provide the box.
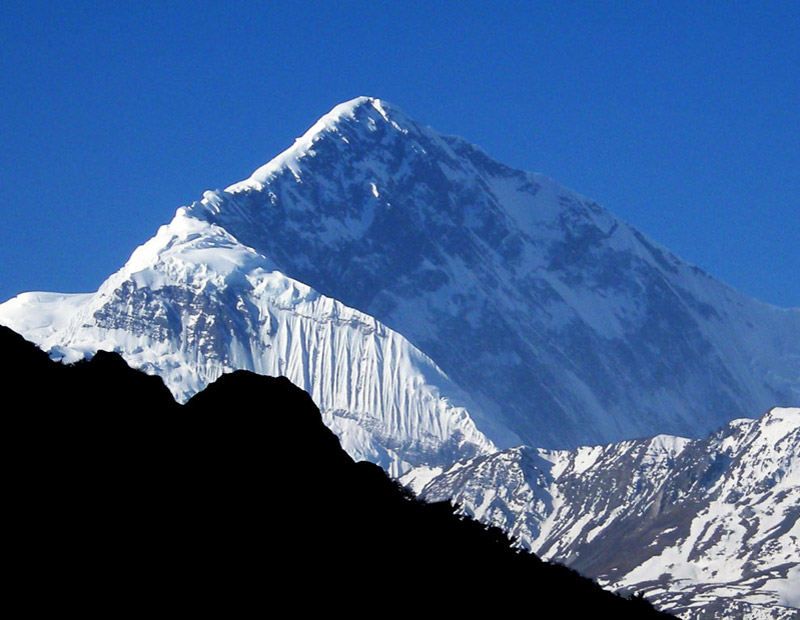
[327,96,406,124]
[301,95,398,130]
[226,96,409,192]
[332,94,388,115]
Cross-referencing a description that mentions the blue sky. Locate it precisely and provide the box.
[1,1,798,307]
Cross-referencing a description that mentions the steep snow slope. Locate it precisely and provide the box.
[186,97,799,448]
[0,212,494,475]
[412,407,799,619]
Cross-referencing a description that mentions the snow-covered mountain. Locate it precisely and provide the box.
[183,97,799,450]
[0,212,494,475]
[410,407,799,619]
[1,96,797,617]
[3,96,795,455]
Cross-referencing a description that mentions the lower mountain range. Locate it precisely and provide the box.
[407,406,799,619]
[1,98,797,617]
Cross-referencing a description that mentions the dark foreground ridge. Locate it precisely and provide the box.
[3,325,673,616]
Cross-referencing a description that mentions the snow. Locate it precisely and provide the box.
[772,566,800,607]
[570,445,603,475]
[0,291,92,342]
[399,465,444,496]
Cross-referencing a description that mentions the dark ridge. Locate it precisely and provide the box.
[2,325,673,616]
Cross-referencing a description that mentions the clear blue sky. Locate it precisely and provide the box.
[1,1,798,307]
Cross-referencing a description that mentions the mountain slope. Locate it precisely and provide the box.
[2,97,796,455]
[411,407,799,619]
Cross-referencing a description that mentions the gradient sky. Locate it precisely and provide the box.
[1,1,798,307]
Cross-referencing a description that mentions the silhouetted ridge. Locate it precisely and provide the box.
[2,325,178,413]
[3,325,673,617]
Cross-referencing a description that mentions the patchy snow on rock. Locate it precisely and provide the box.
[413,408,799,619]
